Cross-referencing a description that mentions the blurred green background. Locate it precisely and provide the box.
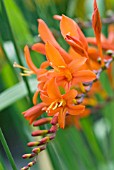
[0,0,114,170]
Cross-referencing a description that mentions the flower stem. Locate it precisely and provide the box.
[0,128,18,170]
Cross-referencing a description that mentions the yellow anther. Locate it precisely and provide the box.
[58,99,66,107]
[47,102,56,110]
[73,99,77,104]
[58,100,63,107]
[52,102,58,110]
[58,65,66,68]
[80,83,86,93]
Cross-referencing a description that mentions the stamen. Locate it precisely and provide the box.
[20,73,31,76]
[58,100,64,107]
[13,62,29,70]
[52,103,58,110]
[47,102,56,111]
[58,66,66,68]
[20,70,34,76]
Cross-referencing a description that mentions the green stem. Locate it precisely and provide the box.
[0,128,17,170]
[1,0,33,105]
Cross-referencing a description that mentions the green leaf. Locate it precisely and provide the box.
[3,0,33,45]
[0,79,37,111]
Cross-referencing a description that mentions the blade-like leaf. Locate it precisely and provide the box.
[0,79,37,111]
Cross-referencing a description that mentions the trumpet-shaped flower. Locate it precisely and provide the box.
[41,78,85,128]
[45,42,96,89]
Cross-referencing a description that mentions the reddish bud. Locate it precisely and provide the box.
[51,114,58,125]
[28,160,36,167]
[22,153,36,159]
[33,117,52,126]
[21,166,29,170]
[49,125,58,133]
[32,145,46,154]
[32,130,48,136]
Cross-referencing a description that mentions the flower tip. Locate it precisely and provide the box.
[94,0,97,10]
[37,18,44,24]
[21,166,29,170]
[24,45,29,53]
[53,15,62,21]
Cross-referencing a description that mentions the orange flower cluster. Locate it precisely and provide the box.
[22,0,105,129]
[14,0,114,169]
[17,0,114,130]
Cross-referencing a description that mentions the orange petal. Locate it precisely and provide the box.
[40,93,54,105]
[68,47,82,59]
[77,25,88,51]
[60,15,88,51]
[58,108,66,129]
[48,107,61,116]
[73,70,96,84]
[45,42,67,68]
[65,36,88,57]
[53,15,62,21]
[88,46,99,61]
[63,89,77,102]
[33,90,39,105]
[31,43,46,55]
[24,45,38,73]
[60,15,79,38]
[38,19,59,46]
[40,61,50,69]
[79,108,91,118]
[86,37,96,45]
[47,78,61,99]
[38,19,71,64]
[68,57,87,73]
[67,104,85,115]
[92,0,102,40]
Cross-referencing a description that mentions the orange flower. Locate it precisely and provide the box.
[56,14,102,70]
[32,19,72,64]
[41,78,85,128]
[60,15,88,58]
[45,42,96,89]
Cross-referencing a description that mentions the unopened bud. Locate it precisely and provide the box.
[32,130,48,136]
[28,160,36,167]
[33,117,52,126]
[21,166,29,170]
[49,125,58,133]
[22,153,36,159]
[51,113,58,125]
